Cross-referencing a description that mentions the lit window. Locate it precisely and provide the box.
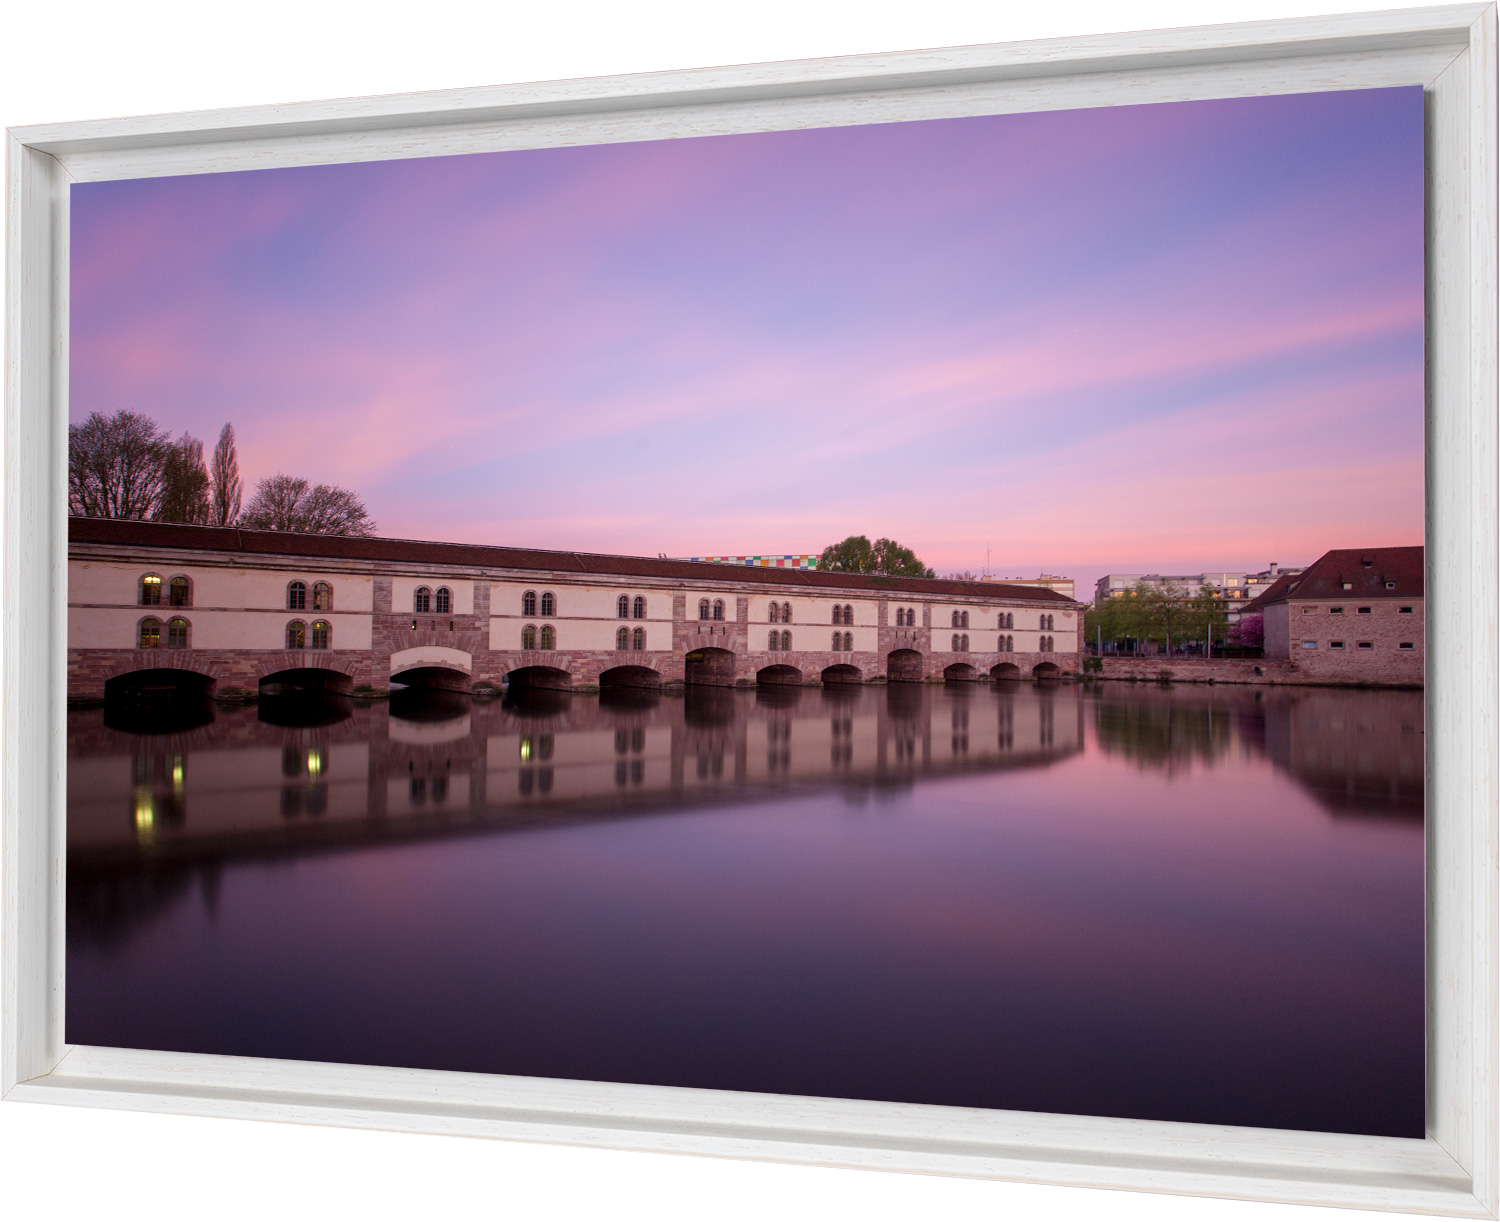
[311,621,331,649]
[312,581,333,611]
[169,576,191,607]
[414,587,431,613]
[288,581,307,611]
[541,592,556,616]
[166,617,189,649]
[139,575,163,606]
[616,626,629,650]
[631,627,645,650]
[138,617,162,648]
[521,624,537,650]
[286,621,306,649]
[540,624,556,650]
[435,587,452,614]
[522,591,537,616]
[769,630,779,650]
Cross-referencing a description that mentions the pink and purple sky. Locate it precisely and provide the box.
[71,87,1424,594]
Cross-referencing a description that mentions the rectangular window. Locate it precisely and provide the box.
[1399,606,1414,614]
[1357,641,1374,650]
[1399,642,1416,650]
[1329,641,1345,649]
[1301,640,1318,649]
[1357,607,1372,614]
[1330,607,1344,614]
[1301,606,1316,614]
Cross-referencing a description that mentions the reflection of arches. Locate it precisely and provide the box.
[504,665,572,693]
[887,648,923,683]
[944,662,978,682]
[757,664,802,686]
[1033,662,1062,679]
[821,664,861,685]
[599,665,662,692]
[103,667,216,733]
[684,647,736,687]
[990,662,1022,680]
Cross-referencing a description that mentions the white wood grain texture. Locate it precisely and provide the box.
[7,1045,1485,1216]
[1,137,67,1093]
[3,5,1497,1217]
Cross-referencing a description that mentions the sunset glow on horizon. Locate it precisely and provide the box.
[70,87,1424,593]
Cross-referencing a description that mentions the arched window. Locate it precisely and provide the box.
[617,626,629,650]
[618,595,630,618]
[1041,635,1053,652]
[1042,613,1053,631]
[845,632,855,651]
[540,624,556,650]
[832,605,842,625]
[541,592,556,616]
[414,587,431,613]
[521,624,537,650]
[782,602,792,623]
[522,590,537,616]
[632,627,645,650]
[138,617,162,648]
[769,603,780,624]
[783,631,792,652]
[769,630,779,651]
[311,620,331,649]
[168,576,191,607]
[286,621,306,649]
[633,596,647,619]
[435,587,452,614]
[699,598,711,620]
[952,633,961,651]
[844,605,854,625]
[952,610,961,628]
[139,575,163,606]
[832,631,842,650]
[961,634,969,652]
[287,581,307,611]
[313,581,333,611]
[712,599,724,621]
[961,611,970,629]
[166,617,190,649]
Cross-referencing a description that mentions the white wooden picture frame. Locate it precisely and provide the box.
[4,5,1497,1214]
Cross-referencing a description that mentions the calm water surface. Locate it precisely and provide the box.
[66,680,1425,1136]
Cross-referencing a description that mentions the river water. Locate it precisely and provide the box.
[66,679,1425,1136]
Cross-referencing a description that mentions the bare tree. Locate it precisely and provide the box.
[210,422,242,527]
[240,473,377,537]
[68,410,170,519]
[156,434,212,524]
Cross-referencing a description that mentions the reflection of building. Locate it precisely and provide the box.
[1094,563,1302,610]
[1247,547,1423,685]
[66,684,1086,870]
[69,518,1085,701]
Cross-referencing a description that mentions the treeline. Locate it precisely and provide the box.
[1085,581,1242,653]
[68,410,376,537]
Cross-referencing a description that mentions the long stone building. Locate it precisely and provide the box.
[68,518,1084,701]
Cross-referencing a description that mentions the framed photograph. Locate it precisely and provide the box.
[5,4,1496,1217]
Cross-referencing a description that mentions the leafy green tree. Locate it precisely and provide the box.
[817,535,935,578]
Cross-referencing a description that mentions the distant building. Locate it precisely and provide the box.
[983,574,1075,599]
[678,554,819,570]
[1245,546,1422,685]
[1094,563,1303,607]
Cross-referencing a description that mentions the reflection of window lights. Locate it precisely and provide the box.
[133,788,155,843]
[306,748,323,776]
[519,737,532,762]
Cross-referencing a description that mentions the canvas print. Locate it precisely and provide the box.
[64,87,1425,1138]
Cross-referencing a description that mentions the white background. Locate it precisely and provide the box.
[0,2,1453,1218]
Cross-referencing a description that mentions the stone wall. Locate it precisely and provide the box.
[1084,655,1420,688]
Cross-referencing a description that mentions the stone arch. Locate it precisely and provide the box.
[820,663,862,685]
[1032,661,1062,679]
[684,647,737,688]
[599,664,663,692]
[505,665,573,693]
[990,661,1022,680]
[103,666,217,701]
[756,664,803,686]
[258,666,354,696]
[101,667,217,734]
[886,648,924,683]
[390,645,473,692]
[943,662,978,682]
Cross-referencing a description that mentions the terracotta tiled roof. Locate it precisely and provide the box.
[1244,546,1423,610]
[68,516,1077,604]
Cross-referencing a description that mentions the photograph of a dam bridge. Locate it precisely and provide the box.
[65,84,1425,1139]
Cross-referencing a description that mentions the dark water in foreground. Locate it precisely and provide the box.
[66,680,1424,1136]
